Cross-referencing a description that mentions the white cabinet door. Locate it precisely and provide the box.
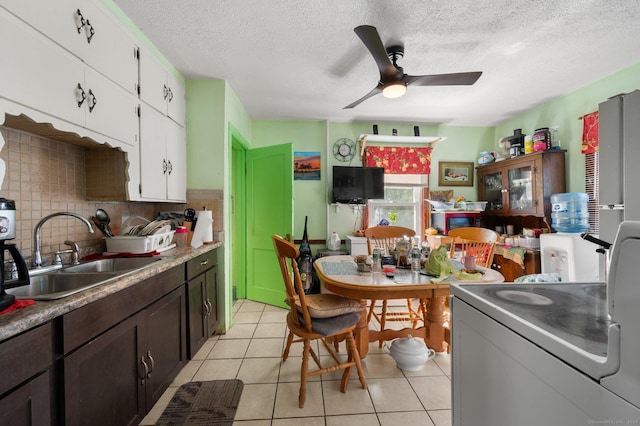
[166,121,186,202]
[0,7,85,127]
[76,1,138,94]
[139,46,186,127]
[138,47,169,114]
[139,104,169,200]
[166,72,186,127]
[138,104,187,202]
[0,0,84,58]
[84,68,138,147]
[0,0,137,94]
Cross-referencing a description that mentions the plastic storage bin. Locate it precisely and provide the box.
[551,192,589,233]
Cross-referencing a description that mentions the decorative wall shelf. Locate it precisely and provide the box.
[357,134,446,158]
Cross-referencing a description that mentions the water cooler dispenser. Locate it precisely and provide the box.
[540,233,601,282]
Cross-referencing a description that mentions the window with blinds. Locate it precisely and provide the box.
[585,151,599,233]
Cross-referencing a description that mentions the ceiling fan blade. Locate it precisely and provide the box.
[404,71,483,87]
[343,83,383,109]
[354,25,396,77]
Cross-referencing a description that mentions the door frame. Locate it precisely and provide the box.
[230,125,248,300]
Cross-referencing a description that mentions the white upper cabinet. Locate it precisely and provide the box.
[139,103,186,202]
[0,8,138,148]
[138,46,186,127]
[0,7,85,126]
[0,0,137,94]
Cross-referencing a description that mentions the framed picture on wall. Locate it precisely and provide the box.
[438,161,474,187]
[294,152,321,180]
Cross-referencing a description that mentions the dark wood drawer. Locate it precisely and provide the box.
[62,266,183,353]
[0,323,52,396]
[186,250,217,281]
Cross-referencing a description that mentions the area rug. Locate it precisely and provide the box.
[157,379,244,425]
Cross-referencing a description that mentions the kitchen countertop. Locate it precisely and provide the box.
[0,243,222,342]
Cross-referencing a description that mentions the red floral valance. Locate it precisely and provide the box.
[581,111,599,154]
[364,146,432,174]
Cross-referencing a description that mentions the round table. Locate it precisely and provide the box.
[314,255,504,357]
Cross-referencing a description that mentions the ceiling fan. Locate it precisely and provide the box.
[344,25,483,109]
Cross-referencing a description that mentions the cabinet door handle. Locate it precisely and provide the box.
[88,89,97,112]
[163,85,169,100]
[162,159,168,174]
[85,19,95,43]
[204,300,211,316]
[139,356,149,383]
[146,350,155,377]
[76,83,86,107]
[200,259,209,266]
[167,160,173,175]
[168,88,174,103]
[75,9,86,33]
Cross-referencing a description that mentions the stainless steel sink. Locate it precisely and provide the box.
[62,257,162,273]
[6,272,120,300]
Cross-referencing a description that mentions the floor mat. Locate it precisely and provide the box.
[156,379,244,425]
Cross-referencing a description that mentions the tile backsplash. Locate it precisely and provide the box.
[0,125,223,266]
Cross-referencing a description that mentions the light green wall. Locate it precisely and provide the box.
[224,82,253,146]
[495,62,640,193]
[185,79,226,189]
[252,120,328,240]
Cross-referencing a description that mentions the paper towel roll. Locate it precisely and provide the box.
[190,210,213,248]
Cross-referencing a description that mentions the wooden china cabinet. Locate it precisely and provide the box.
[477,150,566,280]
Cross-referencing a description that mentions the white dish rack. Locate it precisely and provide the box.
[105,231,176,254]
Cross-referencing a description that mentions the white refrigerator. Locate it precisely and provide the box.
[598,90,640,279]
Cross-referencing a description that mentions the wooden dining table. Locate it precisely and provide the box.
[314,255,504,358]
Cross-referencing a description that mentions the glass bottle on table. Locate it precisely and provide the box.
[372,247,382,273]
[410,238,421,272]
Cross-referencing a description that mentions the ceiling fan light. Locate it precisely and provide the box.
[382,82,407,99]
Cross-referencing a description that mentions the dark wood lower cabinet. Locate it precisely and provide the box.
[0,323,52,426]
[63,286,187,426]
[0,371,51,426]
[186,249,219,357]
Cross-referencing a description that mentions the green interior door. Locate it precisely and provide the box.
[245,143,293,307]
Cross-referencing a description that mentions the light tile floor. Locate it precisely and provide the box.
[140,299,452,426]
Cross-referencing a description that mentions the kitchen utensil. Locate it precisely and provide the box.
[95,209,114,237]
[91,216,111,237]
[184,208,197,228]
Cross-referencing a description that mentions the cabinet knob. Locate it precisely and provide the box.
[139,356,149,383]
[75,9,86,33]
[85,19,95,43]
[88,89,97,112]
[146,350,155,377]
[76,83,86,107]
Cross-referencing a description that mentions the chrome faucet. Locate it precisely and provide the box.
[33,212,94,268]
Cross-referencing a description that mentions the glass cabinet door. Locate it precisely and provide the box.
[507,164,534,213]
[482,171,504,211]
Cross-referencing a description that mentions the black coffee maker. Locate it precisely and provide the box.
[0,198,30,310]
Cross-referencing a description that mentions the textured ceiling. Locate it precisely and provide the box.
[114,0,640,126]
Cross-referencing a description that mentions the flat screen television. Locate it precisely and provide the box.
[332,166,385,204]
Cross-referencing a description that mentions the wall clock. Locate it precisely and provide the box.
[333,138,356,162]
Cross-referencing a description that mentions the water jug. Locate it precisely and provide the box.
[327,231,341,251]
[551,193,589,233]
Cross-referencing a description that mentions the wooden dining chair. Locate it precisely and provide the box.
[442,227,498,353]
[364,225,422,347]
[272,234,366,408]
[447,227,499,267]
